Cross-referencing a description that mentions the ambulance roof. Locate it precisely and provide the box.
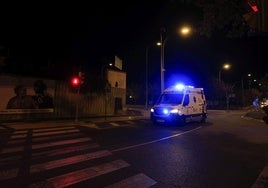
[163,85,204,94]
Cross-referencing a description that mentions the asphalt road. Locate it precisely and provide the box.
[0,110,268,188]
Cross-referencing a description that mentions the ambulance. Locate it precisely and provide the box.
[150,84,207,125]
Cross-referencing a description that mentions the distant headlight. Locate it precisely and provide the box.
[150,108,154,112]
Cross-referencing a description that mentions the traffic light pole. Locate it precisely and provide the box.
[75,86,80,122]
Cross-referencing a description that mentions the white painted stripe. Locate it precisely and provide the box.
[80,123,100,129]
[1,146,24,154]
[0,156,21,165]
[32,133,84,142]
[33,126,76,133]
[112,126,202,152]
[0,168,19,180]
[33,129,79,137]
[32,137,91,149]
[7,139,26,145]
[32,143,99,159]
[14,130,28,134]
[110,122,120,127]
[105,173,157,188]
[11,134,27,139]
[125,121,136,125]
[30,150,112,173]
[30,160,130,188]
[251,166,268,188]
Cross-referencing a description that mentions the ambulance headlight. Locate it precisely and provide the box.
[150,108,154,113]
[170,109,179,113]
[170,109,182,115]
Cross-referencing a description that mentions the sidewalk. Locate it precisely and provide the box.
[1,107,267,131]
[0,107,151,130]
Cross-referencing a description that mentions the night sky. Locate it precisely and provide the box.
[0,1,267,87]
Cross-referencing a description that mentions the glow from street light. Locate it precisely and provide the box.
[180,26,191,35]
[223,63,231,70]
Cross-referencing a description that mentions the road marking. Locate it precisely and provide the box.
[1,146,24,154]
[10,134,27,139]
[80,123,100,129]
[30,150,112,173]
[112,126,202,152]
[32,137,91,149]
[251,166,268,188]
[32,132,84,142]
[30,160,130,188]
[105,173,157,188]
[0,155,21,165]
[33,129,79,137]
[32,143,99,159]
[33,126,76,133]
[13,130,28,134]
[110,122,120,127]
[0,168,19,180]
[125,121,136,125]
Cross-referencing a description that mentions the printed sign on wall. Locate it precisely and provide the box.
[0,75,55,114]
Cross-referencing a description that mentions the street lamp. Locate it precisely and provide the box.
[159,27,166,94]
[101,63,113,78]
[218,63,231,83]
[158,26,191,94]
[145,46,149,109]
[248,73,252,89]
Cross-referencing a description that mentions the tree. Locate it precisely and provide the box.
[195,0,250,38]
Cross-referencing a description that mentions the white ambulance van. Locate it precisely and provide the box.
[150,84,207,125]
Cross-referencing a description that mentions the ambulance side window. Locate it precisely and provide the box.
[183,94,189,106]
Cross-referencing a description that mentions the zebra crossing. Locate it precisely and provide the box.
[0,125,157,187]
[81,119,151,129]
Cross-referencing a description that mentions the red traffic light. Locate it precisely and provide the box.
[70,76,81,87]
[248,1,258,12]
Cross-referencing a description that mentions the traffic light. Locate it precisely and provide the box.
[78,71,85,85]
[248,0,258,13]
[70,76,81,88]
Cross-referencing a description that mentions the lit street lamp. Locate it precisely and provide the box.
[101,63,113,78]
[218,63,231,110]
[218,63,231,83]
[158,26,191,94]
[159,27,166,94]
[248,73,252,89]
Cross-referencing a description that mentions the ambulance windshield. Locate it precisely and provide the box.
[156,93,184,105]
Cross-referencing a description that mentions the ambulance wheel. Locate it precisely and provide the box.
[178,116,186,125]
[151,118,158,125]
[200,114,206,123]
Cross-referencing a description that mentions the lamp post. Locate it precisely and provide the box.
[248,73,252,89]
[145,46,149,109]
[158,26,191,94]
[218,63,231,110]
[160,27,166,94]
[101,63,113,78]
[218,63,231,83]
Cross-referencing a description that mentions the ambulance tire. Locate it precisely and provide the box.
[200,114,206,123]
[152,120,159,126]
[178,116,186,126]
[151,118,159,126]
